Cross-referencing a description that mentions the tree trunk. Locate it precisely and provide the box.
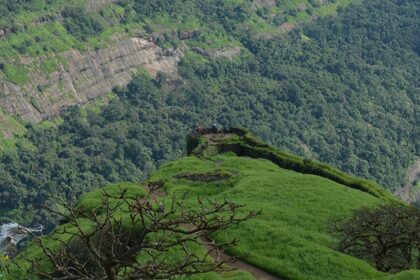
[417,248,420,269]
[105,265,116,280]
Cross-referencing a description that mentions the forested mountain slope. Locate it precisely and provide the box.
[0,0,419,225]
[0,0,357,124]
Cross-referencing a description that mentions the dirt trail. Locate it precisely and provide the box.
[144,184,283,280]
[203,237,284,280]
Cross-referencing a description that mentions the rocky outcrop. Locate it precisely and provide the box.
[0,38,182,123]
[149,30,200,44]
[191,47,241,59]
[395,159,420,202]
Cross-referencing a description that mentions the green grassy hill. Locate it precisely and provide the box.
[11,131,420,280]
[152,155,384,279]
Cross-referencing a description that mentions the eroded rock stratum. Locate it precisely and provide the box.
[0,38,182,123]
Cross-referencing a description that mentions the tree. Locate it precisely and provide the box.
[333,203,420,272]
[61,7,104,41]
[26,183,260,279]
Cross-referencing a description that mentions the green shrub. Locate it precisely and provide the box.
[40,58,59,74]
[62,7,104,41]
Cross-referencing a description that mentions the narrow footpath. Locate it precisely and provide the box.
[203,236,284,280]
[145,182,284,280]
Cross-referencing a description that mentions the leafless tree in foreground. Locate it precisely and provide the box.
[332,203,420,272]
[26,183,260,280]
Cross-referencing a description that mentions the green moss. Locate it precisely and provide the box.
[0,110,27,152]
[40,58,60,74]
[3,64,29,85]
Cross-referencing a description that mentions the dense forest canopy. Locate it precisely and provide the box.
[0,0,418,225]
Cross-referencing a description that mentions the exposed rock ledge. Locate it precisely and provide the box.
[0,38,182,123]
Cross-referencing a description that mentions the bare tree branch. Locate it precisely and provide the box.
[332,203,420,272]
[23,184,260,279]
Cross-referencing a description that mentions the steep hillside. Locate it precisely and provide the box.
[0,0,418,227]
[0,37,182,122]
[10,130,419,280]
[0,0,358,124]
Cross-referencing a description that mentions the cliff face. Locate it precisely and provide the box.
[0,38,182,123]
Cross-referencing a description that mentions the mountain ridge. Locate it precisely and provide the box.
[187,127,395,201]
[10,129,419,280]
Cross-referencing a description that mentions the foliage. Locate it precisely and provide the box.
[379,270,420,280]
[76,182,148,212]
[9,150,420,280]
[0,0,418,278]
[0,110,26,153]
[2,64,29,85]
[0,0,356,61]
[333,203,420,272]
[187,128,395,200]
[39,58,60,75]
[22,185,258,280]
[62,7,104,41]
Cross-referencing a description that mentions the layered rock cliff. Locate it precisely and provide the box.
[0,38,182,123]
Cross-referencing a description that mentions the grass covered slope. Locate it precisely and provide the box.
[16,181,255,280]
[187,129,395,201]
[15,132,420,279]
[150,155,387,280]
